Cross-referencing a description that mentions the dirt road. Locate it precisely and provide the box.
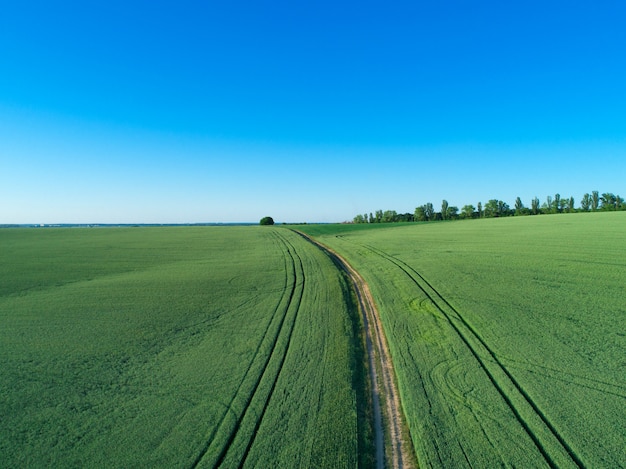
[296,231,414,469]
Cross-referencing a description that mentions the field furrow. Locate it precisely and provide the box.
[192,232,305,468]
[298,214,626,468]
[364,244,582,468]
[0,227,362,468]
[233,233,307,468]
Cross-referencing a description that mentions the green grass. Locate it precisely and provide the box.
[0,227,365,467]
[300,212,626,468]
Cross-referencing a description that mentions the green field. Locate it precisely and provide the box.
[301,212,626,468]
[0,227,369,467]
[3,214,624,468]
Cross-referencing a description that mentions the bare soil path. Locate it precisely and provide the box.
[295,231,415,469]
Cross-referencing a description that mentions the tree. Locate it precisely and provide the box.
[382,210,398,223]
[260,216,274,226]
[600,193,617,210]
[414,206,426,222]
[461,204,475,219]
[553,193,561,213]
[355,188,624,225]
[484,199,499,218]
[542,195,553,214]
[498,200,511,216]
[581,193,591,212]
[414,203,435,221]
[591,191,599,211]
[423,203,435,221]
[485,199,510,218]
[531,197,540,215]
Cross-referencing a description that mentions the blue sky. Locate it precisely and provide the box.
[1,1,625,223]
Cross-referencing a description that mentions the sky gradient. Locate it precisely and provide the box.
[1,1,625,223]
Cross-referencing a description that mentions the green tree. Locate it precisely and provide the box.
[515,197,525,215]
[260,216,274,226]
[600,193,617,210]
[542,195,553,214]
[531,197,540,215]
[441,200,449,220]
[447,206,459,219]
[553,193,561,213]
[580,193,591,212]
[477,201,482,218]
[424,203,435,221]
[461,204,475,219]
[498,200,511,216]
[568,196,575,213]
[375,210,383,223]
[591,191,599,211]
[414,206,426,222]
[382,210,398,223]
[353,214,365,224]
[485,199,510,218]
[484,199,499,218]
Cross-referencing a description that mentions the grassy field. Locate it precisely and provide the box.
[0,227,368,467]
[300,212,626,468]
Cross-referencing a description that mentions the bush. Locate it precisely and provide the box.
[260,216,274,226]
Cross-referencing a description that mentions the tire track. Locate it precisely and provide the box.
[362,243,584,469]
[294,231,415,469]
[235,233,306,468]
[191,231,304,468]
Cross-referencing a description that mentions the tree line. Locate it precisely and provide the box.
[352,191,625,224]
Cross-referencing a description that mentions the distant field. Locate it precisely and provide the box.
[300,212,626,468]
[0,227,366,467]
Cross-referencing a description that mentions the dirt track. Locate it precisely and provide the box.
[295,231,414,469]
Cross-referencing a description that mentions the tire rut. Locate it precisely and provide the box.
[236,234,306,468]
[191,231,304,468]
[363,243,584,469]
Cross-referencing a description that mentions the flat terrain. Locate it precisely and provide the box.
[301,212,626,468]
[0,227,368,467]
[3,213,624,468]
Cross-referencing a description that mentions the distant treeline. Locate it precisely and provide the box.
[353,191,625,224]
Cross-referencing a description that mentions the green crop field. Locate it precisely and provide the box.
[3,214,624,468]
[0,227,369,468]
[300,212,626,468]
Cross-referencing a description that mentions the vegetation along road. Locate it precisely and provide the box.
[296,230,415,469]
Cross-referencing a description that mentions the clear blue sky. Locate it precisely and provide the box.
[1,1,625,223]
